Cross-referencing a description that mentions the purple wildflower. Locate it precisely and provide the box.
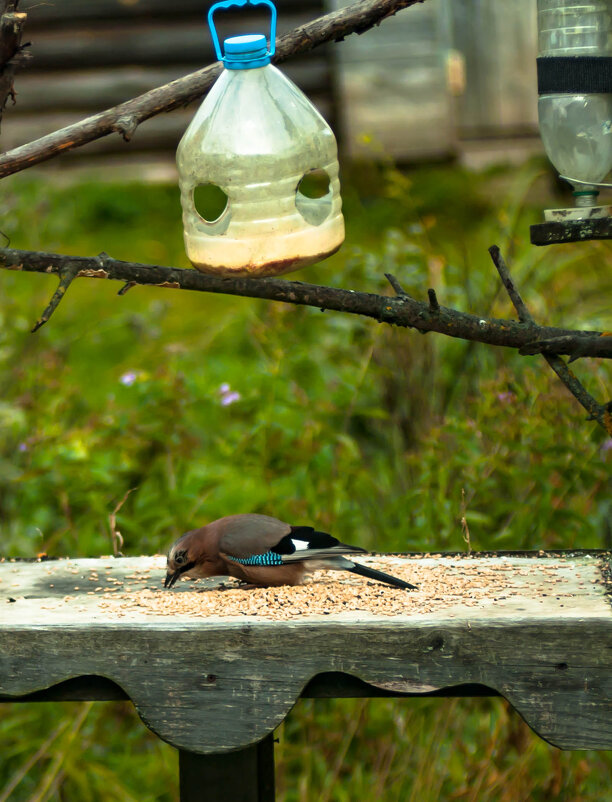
[497,391,515,404]
[120,371,138,387]
[220,391,241,406]
[218,383,241,406]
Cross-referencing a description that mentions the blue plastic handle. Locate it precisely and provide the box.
[208,0,277,62]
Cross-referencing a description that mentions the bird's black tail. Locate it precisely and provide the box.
[349,561,417,590]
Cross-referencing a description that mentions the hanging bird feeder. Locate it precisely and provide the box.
[176,0,345,276]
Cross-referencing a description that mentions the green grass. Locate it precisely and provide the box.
[0,159,610,800]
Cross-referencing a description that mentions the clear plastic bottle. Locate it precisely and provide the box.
[177,5,344,277]
[537,0,612,206]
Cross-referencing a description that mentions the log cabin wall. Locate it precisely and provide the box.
[3,0,541,170]
[331,0,457,161]
[5,0,332,166]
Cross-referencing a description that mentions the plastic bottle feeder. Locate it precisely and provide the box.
[177,0,345,277]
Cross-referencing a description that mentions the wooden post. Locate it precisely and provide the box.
[179,734,275,802]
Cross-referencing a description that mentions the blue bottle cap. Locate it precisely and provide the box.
[223,34,271,70]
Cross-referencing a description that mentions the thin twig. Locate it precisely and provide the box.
[109,486,138,556]
[31,260,80,332]
[460,488,471,554]
[118,281,137,296]
[0,0,426,177]
[488,245,533,324]
[384,272,408,297]
[543,355,610,429]
[489,245,611,434]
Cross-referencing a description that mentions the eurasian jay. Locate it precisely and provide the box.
[164,513,416,590]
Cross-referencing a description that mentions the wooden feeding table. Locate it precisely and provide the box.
[1,551,611,801]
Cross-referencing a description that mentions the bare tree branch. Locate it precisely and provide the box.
[0,0,425,177]
[1,245,610,363]
[488,245,611,434]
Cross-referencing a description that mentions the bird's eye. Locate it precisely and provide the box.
[174,553,185,565]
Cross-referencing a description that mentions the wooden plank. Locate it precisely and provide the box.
[0,109,196,154]
[12,62,331,112]
[21,16,319,71]
[330,0,455,159]
[0,553,610,753]
[451,0,538,135]
[0,95,334,155]
[179,735,275,802]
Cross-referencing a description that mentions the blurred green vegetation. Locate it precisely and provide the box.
[0,158,610,800]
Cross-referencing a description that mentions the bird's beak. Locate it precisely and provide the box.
[164,570,181,589]
[164,560,196,589]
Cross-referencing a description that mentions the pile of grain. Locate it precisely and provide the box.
[99,555,595,620]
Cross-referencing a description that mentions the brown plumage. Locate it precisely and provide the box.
[164,513,417,590]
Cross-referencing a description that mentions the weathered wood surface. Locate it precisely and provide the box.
[0,552,611,753]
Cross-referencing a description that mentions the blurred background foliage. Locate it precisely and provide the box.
[0,157,610,800]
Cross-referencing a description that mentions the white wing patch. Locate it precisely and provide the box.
[290,538,311,551]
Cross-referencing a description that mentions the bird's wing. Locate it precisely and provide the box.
[218,514,293,558]
[279,527,367,563]
[218,515,367,564]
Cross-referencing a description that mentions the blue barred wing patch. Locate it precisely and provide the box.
[232,552,284,566]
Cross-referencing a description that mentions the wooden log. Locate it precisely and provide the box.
[11,62,331,112]
[25,0,321,26]
[0,552,611,753]
[0,109,195,153]
[0,94,334,153]
[21,16,319,71]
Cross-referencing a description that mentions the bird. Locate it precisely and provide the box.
[164,513,417,590]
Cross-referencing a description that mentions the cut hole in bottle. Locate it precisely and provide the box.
[297,169,330,199]
[296,169,332,226]
[193,183,229,224]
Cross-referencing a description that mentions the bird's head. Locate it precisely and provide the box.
[164,532,197,588]
[164,527,222,588]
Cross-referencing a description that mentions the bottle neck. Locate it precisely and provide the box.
[574,189,600,207]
